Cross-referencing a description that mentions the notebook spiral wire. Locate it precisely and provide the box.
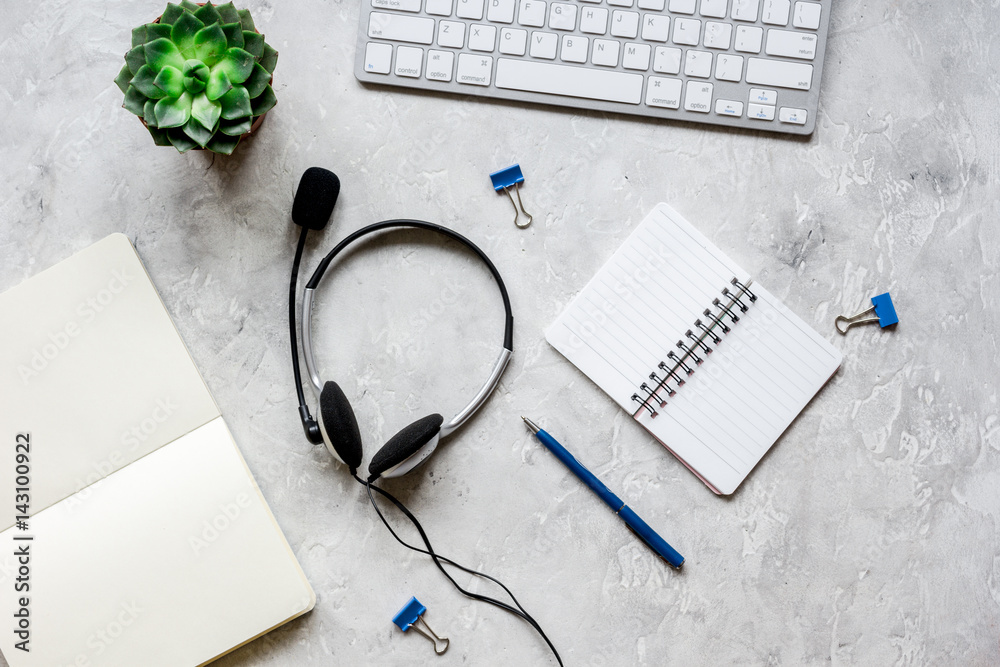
[631,278,756,418]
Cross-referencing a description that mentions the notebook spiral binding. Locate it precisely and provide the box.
[631,278,756,418]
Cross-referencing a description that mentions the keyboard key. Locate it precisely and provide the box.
[580,7,609,34]
[549,3,578,29]
[518,0,547,26]
[653,46,682,73]
[560,34,589,62]
[438,20,466,47]
[495,58,644,103]
[745,57,811,89]
[714,53,743,80]
[779,106,807,124]
[669,0,696,14]
[469,23,497,50]
[765,29,817,60]
[749,87,776,104]
[426,49,455,80]
[488,0,516,22]
[457,53,494,84]
[792,1,821,29]
[645,76,682,108]
[457,0,485,19]
[699,0,727,18]
[684,80,712,112]
[530,30,559,58]
[500,27,528,54]
[609,0,635,6]
[748,102,775,119]
[611,11,640,38]
[684,50,712,77]
[395,46,423,77]
[730,0,758,20]
[715,99,743,116]
[761,0,789,25]
[734,25,762,52]
[638,0,665,9]
[592,38,621,65]
[364,42,393,73]
[672,18,701,45]
[369,12,435,44]
[641,14,670,42]
[426,0,453,15]
[622,42,651,69]
[373,0,422,12]
[703,21,732,48]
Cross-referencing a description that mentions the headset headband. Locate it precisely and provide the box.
[300,220,514,439]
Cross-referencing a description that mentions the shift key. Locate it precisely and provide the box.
[745,58,813,90]
[368,12,435,44]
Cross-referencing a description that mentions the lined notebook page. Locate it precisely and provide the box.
[546,204,842,494]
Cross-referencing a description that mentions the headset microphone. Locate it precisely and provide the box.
[290,167,341,445]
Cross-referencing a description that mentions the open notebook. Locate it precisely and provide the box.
[0,235,314,666]
[546,204,842,495]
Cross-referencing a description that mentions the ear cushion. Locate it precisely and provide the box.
[318,381,363,471]
[368,414,443,479]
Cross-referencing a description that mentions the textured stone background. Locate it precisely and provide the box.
[2,0,999,665]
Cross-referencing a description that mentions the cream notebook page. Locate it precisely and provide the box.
[0,235,314,666]
[546,204,842,495]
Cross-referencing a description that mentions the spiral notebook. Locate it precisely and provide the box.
[546,204,842,495]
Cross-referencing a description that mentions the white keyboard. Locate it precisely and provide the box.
[355,0,831,135]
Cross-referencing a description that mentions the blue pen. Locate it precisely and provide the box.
[522,417,684,569]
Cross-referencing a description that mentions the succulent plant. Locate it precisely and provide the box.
[114,1,278,155]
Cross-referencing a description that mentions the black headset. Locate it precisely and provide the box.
[288,168,514,482]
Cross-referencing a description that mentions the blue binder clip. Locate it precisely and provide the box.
[392,596,449,655]
[836,292,898,334]
[489,164,533,229]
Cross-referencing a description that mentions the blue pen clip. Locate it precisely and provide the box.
[836,292,898,334]
[392,597,449,655]
[489,164,533,229]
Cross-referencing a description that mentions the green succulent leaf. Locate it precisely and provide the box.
[216,1,239,24]
[259,43,278,74]
[143,99,159,127]
[131,25,148,49]
[131,64,167,99]
[214,47,255,84]
[242,31,264,58]
[170,10,205,55]
[168,128,198,153]
[242,63,270,98]
[205,68,232,101]
[251,85,277,117]
[145,38,185,72]
[182,60,210,94]
[179,0,201,12]
[161,3,184,25]
[207,133,240,155]
[153,65,185,97]
[182,117,215,148]
[126,45,147,75]
[154,92,193,128]
[237,9,256,32]
[219,117,251,136]
[191,93,222,131]
[194,2,222,26]
[219,86,251,120]
[147,125,173,146]
[123,86,147,116]
[114,64,134,94]
[194,23,227,61]
[220,23,244,49]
